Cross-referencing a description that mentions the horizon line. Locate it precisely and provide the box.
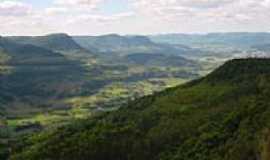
[2,31,270,37]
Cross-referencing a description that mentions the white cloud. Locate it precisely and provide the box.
[0,1,32,16]
[132,0,270,23]
[45,7,68,15]
[54,0,104,9]
[261,0,270,7]
[180,0,234,8]
[132,0,235,11]
[1,0,270,35]
[68,12,134,24]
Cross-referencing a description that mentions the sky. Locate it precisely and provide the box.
[0,0,270,36]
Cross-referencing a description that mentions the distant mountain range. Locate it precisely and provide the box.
[149,32,270,47]
[73,34,195,56]
[1,33,200,68]
[253,43,270,52]
[5,32,270,62]
[74,34,201,68]
[5,33,201,63]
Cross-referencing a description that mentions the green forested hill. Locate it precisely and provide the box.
[0,36,69,65]
[0,36,88,117]
[7,34,95,60]
[124,53,198,67]
[73,34,194,56]
[10,58,270,160]
[8,34,83,52]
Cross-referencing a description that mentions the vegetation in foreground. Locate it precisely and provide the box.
[9,58,270,160]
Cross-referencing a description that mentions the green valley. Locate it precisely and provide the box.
[9,58,270,160]
[0,33,202,160]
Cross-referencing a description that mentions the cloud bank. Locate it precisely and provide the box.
[0,0,269,35]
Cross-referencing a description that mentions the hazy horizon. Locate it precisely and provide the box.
[1,0,270,36]
[2,31,270,37]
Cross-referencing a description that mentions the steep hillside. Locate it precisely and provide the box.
[8,34,82,51]
[10,58,270,160]
[7,34,94,59]
[0,36,88,117]
[0,36,67,65]
[73,34,193,56]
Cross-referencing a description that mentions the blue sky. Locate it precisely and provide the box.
[22,0,52,8]
[99,0,130,15]
[0,0,270,35]
[20,0,130,14]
